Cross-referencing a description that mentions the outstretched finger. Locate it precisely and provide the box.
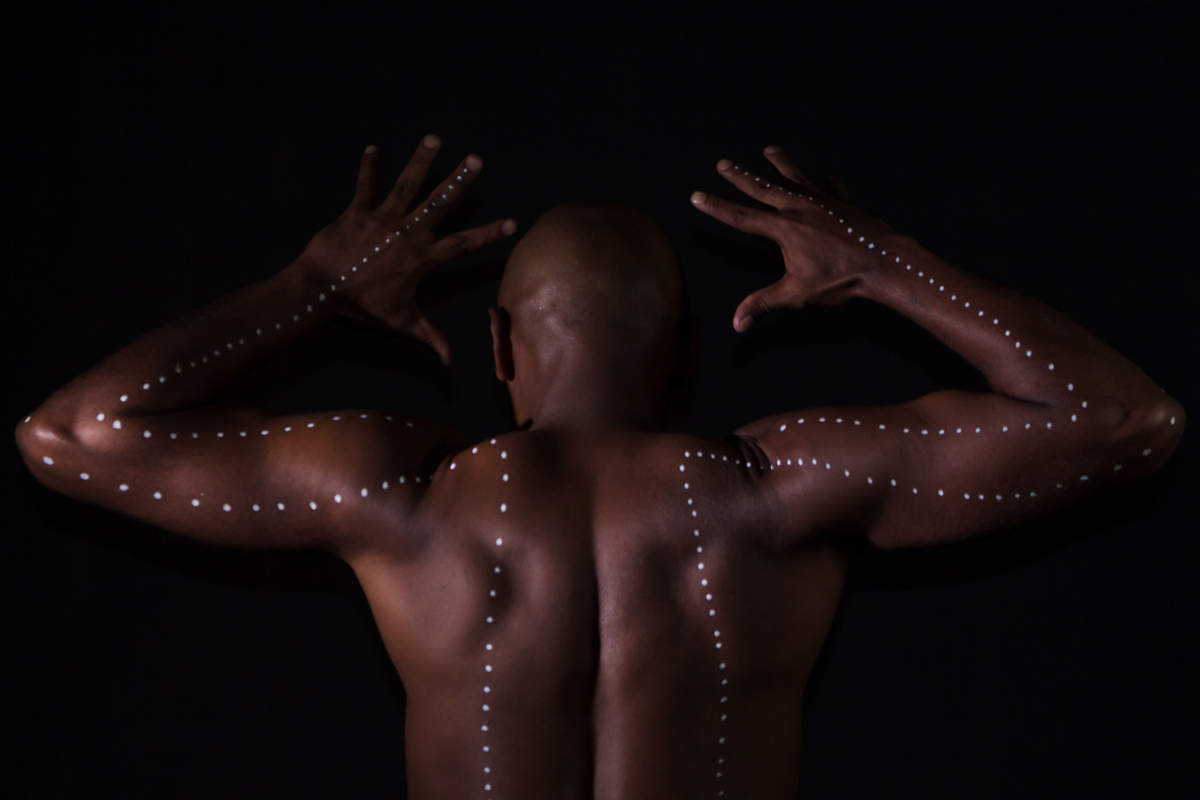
[426,217,519,265]
[763,145,810,188]
[733,276,799,332]
[411,316,453,366]
[397,153,483,232]
[382,134,442,214]
[350,145,381,210]
[715,159,801,210]
[690,190,778,238]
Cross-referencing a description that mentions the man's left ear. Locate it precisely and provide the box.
[489,307,515,382]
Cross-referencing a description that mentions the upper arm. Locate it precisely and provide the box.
[16,406,469,558]
[736,388,1179,549]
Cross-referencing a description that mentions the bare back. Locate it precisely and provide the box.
[349,429,851,799]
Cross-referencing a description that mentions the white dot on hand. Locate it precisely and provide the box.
[191,498,199,506]
[42,456,53,465]
[361,488,368,497]
[278,502,285,510]
[223,504,231,512]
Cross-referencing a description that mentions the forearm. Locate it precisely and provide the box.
[859,234,1184,443]
[19,262,332,443]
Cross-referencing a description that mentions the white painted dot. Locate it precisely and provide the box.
[496,537,503,546]
[964,493,971,499]
[680,465,685,472]
[191,498,199,506]
[113,420,122,430]
[120,395,128,402]
[1049,363,1054,370]
[143,430,152,439]
[154,492,162,499]
[382,481,388,490]
[278,502,285,510]
[223,503,232,512]
[1080,475,1088,481]
[779,424,786,432]
[1068,383,1074,391]
[42,456,53,465]
[96,413,105,422]
[501,451,507,459]
[1114,464,1123,472]
[489,589,497,597]
[938,489,944,496]
[500,503,507,513]
[891,479,897,486]
[1143,448,1152,456]
[252,504,259,511]
[334,494,342,503]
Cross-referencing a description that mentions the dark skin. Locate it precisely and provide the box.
[16,135,1186,799]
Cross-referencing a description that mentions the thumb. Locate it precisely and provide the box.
[412,316,454,366]
[733,278,797,332]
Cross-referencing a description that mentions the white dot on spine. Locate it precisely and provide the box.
[42,456,53,465]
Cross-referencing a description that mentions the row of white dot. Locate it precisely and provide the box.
[680,463,730,790]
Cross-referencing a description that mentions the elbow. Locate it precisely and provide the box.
[14,413,78,479]
[1109,392,1186,472]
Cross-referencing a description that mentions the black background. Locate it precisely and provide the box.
[4,2,1197,797]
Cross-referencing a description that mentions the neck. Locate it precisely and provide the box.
[517,351,666,433]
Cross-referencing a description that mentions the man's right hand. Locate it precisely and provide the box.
[690,145,894,331]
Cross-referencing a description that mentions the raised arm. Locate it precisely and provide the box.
[15,136,516,558]
[692,147,1185,549]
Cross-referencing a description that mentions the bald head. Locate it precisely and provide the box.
[499,202,684,356]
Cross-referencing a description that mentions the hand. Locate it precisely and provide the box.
[690,145,893,332]
[294,134,517,365]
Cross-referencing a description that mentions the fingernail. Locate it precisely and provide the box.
[365,144,379,154]
[691,191,706,205]
[423,134,440,149]
[501,219,517,236]
[764,145,779,154]
[717,159,732,171]
[465,154,483,171]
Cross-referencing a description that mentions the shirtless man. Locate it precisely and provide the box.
[15,134,1185,799]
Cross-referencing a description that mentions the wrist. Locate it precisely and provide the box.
[856,233,925,301]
